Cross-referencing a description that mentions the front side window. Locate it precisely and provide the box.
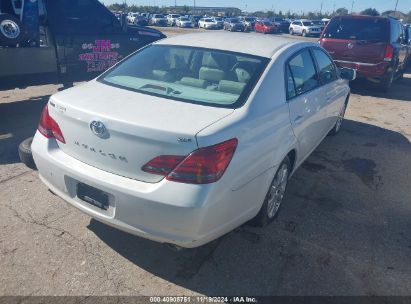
[287,49,319,96]
[99,45,269,108]
[312,48,337,84]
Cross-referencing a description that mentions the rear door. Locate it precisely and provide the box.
[286,49,325,158]
[321,17,389,64]
[311,47,347,130]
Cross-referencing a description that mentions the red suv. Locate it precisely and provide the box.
[320,15,409,91]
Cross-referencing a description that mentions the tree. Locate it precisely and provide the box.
[335,7,349,16]
[360,8,380,16]
[266,11,275,18]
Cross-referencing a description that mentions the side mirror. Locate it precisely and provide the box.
[339,68,356,81]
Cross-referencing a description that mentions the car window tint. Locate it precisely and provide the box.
[323,17,389,41]
[312,48,337,84]
[288,50,319,95]
[286,65,296,99]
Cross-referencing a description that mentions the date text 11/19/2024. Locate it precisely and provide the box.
[149,297,258,303]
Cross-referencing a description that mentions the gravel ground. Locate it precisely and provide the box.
[0,29,410,296]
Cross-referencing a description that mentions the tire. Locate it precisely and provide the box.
[0,13,25,46]
[289,28,294,35]
[18,137,36,170]
[329,97,348,136]
[251,157,291,227]
[379,69,395,92]
[302,30,307,37]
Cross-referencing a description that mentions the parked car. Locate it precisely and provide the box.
[224,18,244,32]
[289,20,321,37]
[127,12,139,24]
[311,20,326,32]
[255,20,278,34]
[176,16,193,28]
[189,15,201,27]
[166,14,180,26]
[212,17,224,29]
[31,32,355,248]
[240,16,256,31]
[198,17,217,29]
[149,14,167,26]
[320,15,409,91]
[271,17,290,33]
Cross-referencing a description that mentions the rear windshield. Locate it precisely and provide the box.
[323,17,389,41]
[264,22,272,26]
[231,19,239,23]
[180,17,189,21]
[99,45,269,108]
[303,22,313,26]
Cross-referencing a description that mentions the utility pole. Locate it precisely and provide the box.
[350,0,355,14]
[394,0,399,16]
[320,1,323,15]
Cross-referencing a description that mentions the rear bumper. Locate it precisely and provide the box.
[31,133,263,248]
[334,60,391,79]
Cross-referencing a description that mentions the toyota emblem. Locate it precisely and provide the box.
[90,120,107,138]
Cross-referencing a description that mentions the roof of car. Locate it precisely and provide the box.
[155,32,300,58]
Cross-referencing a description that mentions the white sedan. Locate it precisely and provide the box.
[32,33,355,248]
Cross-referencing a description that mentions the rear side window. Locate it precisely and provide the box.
[287,49,319,97]
[312,48,337,84]
[323,17,389,41]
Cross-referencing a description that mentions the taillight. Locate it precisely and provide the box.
[38,104,66,143]
[384,44,394,62]
[142,138,238,184]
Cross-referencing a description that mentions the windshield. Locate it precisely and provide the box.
[264,22,272,26]
[323,17,389,41]
[214,17,222,21]
[154,14,164,18]
[231,19,239,23]
[245,17,255,22]
[312,20,323,25]
[99,45,269,108]
[180,17,189,21]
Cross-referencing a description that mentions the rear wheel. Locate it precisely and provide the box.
[379,69,395,92]
[252,157,291,227]
[329,98,348,136]
[289,28,294,35]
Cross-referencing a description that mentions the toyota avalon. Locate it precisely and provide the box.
[32,33,355,248]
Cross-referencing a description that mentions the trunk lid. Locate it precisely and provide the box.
[48,81,234,183]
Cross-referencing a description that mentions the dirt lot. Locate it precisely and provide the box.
[0,28,411,296]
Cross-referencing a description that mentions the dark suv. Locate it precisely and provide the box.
[320,15,409,91]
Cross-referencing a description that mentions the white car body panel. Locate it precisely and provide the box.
[32,33,350,248]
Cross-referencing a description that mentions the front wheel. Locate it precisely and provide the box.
[289,28,294,35]
[251,157,291,227]
[302,30,307,37]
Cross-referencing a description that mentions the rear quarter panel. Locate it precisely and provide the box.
[196,49,300,213]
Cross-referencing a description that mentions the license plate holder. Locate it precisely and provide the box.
[77,183,109,210]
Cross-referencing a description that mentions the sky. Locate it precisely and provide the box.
[101,0,410,14]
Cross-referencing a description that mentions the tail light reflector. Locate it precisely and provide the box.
[38,104,66,144]
[384,44,394,62]
[142,138,238,184]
